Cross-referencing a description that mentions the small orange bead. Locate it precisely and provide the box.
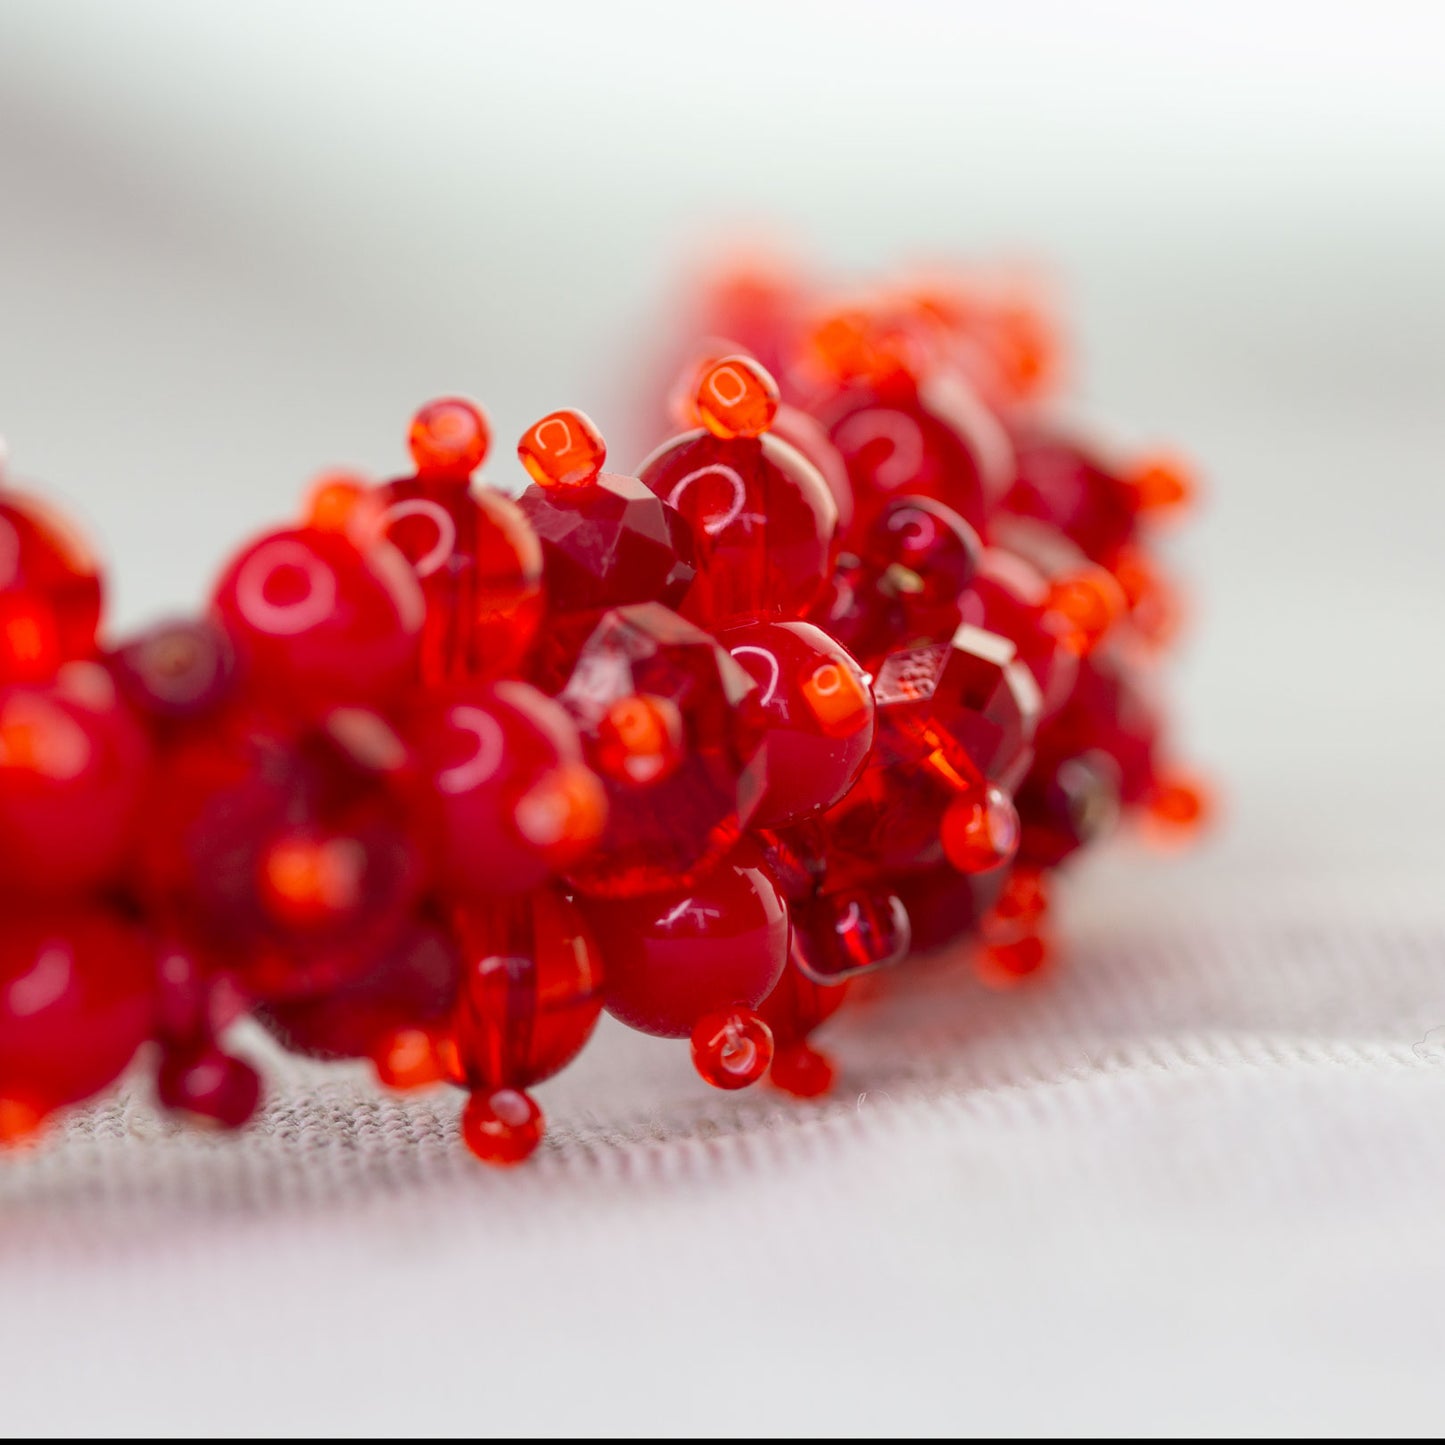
[798,655,873,738]
[517,408,607,489]
[976,932,1051,990]
[593,693,685,785]
[769,1041,836,1098]
[512,762,608,863]
[461,1087,544,1165]
[372,1026,447,1090]
[1047,566,1127,656]
[694,355,780,440]
[408,396,491,479]
[690,1007,774,1090]
[940,785,1020,874]
[1128,453,1196,515]
[304,470,369,532]
[258,835,365,929]
[1112,547,1185,650]
[805,302,928,386]
[981,865,1049,942]
[0,1096,45,1145]
[1145,770,1213,841]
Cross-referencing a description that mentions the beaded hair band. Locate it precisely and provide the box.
[0,264,1204,1164]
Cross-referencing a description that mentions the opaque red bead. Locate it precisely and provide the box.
[358,477,543,686]
[722,619,875,827]
[638,430,837,626]
[583,837,789,1038]
[212,526,424,711]
[0,906,155,1120]
[0,663,152,896]
[408,680,604,898]
[0,489,103,664]
[690,1007,774,1089]
[559,604,766,897]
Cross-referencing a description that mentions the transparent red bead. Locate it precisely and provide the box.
[156,1046,261,1129]
[517,408,606,490]
[408,397,491,480]
[977,932,1051,989]
[1040,654,1160,806]
[0,489,103,665]
[638,430,837,627]
[891,866,1007,955]
[818,754,957,888]
[111,617,237,727]
[694,355,780,440]
[462,1086,543,1166]
[559,604,766,898]
[770,403,855,534]
[721,619,874,827]
[940,784,1021,874]
[790,886,910,983]
[407,680,604,899]
[1016,749,1121,866]
[1004,426,1137,568]
[212,526,424,711]
[0,906,155,1122]
[582,837,789,1038]
[769,1043,836,1098]
[0,663,152,896]
[759,954,851,1048]
[690,1008,774,1090]
[357,477,543,685]
[451,887,605,1088]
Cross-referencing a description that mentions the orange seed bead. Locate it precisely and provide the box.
[694,355,780,440]
[1128,453,1196,514]
[976,932,1051,990]
[408,396,491,479]
[1047,566,1127,656]
[1145,770,1213,841]
[517,408,607,489]
[372,1026,447,1090]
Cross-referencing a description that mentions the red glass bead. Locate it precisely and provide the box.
[212,526,424,711]
[357,477,543,684]
[517,408,607,490]
[638,430,837,627]
[408,397,491,480]
[0,906,155,1123]
[451,887,606,1088]
[461,1086,543,1166]
[0,489,103,663]
[690,1007,773,1090]
[1046,566,1127,656]
[818,753,956,887]
[582,837,789,1038]
[790,886,910,983]
[372,1026,450,1090]
[872,623,1041,789]
[722,619,874,827]
[303,470,369,532]
[862,495,981,613]
[1005,427,1137,568]
[769,1042,836,1098]
[976,932,1050,989]
[111,618,237,726]
[1016,749,1121,866]
[770,403,855,535]
[892,866,1006,955]
[1144,768,1212,842]
[940,784,1020,874]
[1111,545,1185,651]
[156,1046,261,1129]
[804,302,933,388]
[408,680,604,898]
[559,604,766,897]
[759,953,851,1047]
[694,355,780,440]
[0,589,62,684]
[1127,453,1195,515]
[981,865,1050,943]
[1043,654,1161,805]
[0,663,152,896]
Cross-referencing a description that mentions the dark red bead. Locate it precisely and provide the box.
[1016,749,1122,866]
[0,905,155,1120]
[721,619,874,827]
[583,837,789,1038]
[212,526,424,711]
[1004,426,1137,568]
[156,1046,261,1129]
[0,489,103,665]
[791,886,910,983]
[357,478,542,684]
[638,430,836,626]
[818,754,957,887]
[111,617,237,726]
[758,955,851,1049]
[891,866,1006,955]
[559,604,766,898]
[0,663,152,896]
[1040,653,1161,806]
[452,887,605,1088]
[407,680,604,899]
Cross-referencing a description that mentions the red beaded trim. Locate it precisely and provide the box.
[0,262,1206,1164]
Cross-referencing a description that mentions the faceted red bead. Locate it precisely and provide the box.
[872,623,1041,789]
[1004,426,1137,568]
[1041,653,1161,806]
[0,905,155,1120]
[212,526,424,711]
[407,680,604,898]
[0,489,103,664]
[721,619,874,827]
[559,604,766,897]
[356,477,543,684]
[790,886,910,983]
[408,397,491,480]
[690,1007,774,1089]
[638,430,837,626]
[940,784,1021,874]
[156,1046,261,1129]
[0,663,152,896]
[461,1087,543,1165]
[517,408,607,490]
[582,837,789,1038]
[451,887,605,1088]
[818,753,957,888]
[111,617,237,727]
[891,866,1006,955]
[1016,749,1121,866]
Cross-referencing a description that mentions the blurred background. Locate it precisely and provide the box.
[2,0,1444,1433]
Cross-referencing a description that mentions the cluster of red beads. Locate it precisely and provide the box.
[0,261,1203,1163]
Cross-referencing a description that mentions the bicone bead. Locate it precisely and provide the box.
[690,1007,774,1089]
[0,663,152,896]
[211,525,424,711]
[790,886,910,983]
[356,478,543,685]
[0,489,103,665]
[0,906,155,1122]
[638,430,837,627]
[582,837,789,1038]
[461,1087,543,1165]
[451,888,606,1089]
[559,604,766,897]
[722,619,875,827]
[407,680,604,898]
[940,784,1020,874]
[517,408,607,490]
[408,397,491,480]
[694,355,780,440]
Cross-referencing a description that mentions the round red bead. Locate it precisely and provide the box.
[940,784,1021,874]
[461,1087,543,1166]
[0,489,103,666]
[690,1007,774,1090]
[408,397,491,480]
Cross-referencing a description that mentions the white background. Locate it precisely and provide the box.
[1,1,1444,1433]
